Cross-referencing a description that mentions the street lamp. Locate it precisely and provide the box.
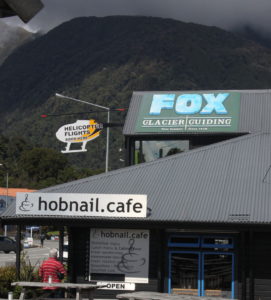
[0,163,9,236]
[55,93,110,173]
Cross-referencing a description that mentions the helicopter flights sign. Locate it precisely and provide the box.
[56,119,103,153]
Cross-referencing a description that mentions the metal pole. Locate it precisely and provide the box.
[55,93,109,111]
[59,227,64,263]
[4,171,8,236]
[16,225,21,280]
[105,110,110,173]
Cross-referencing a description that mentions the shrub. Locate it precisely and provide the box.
[0,251,42,298]
[0,265,16,297]
[46,231,59,239]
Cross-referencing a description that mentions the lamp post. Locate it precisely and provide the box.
[0,163,8,236]
[55,93,110,173]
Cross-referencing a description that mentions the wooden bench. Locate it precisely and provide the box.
[11,281,106,300]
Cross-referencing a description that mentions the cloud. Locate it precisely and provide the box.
[3,0,271,34]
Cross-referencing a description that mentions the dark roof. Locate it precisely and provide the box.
[3,132,271,225]
[0,0,44,23]
[123,89,271,136]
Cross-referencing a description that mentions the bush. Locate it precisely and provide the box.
[0,251,42,298]
[0,265,16,297]
[46,231,59,239]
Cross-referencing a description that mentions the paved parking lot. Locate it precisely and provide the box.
[0,239,59,267]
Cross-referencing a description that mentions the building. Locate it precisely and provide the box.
[0,188,36,212]
[2,89,271,300]
[0,188,35,235]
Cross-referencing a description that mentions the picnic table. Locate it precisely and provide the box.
[11,281,105,300]
[116,291,232,300]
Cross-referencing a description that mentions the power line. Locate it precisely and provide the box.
[40,107,127,118]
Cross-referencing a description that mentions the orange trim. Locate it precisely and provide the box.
[0,188,36,197]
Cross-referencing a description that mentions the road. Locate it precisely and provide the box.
[0,239,59,267]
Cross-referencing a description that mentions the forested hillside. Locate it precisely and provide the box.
[0,135,103,188]
[1,16,271,176]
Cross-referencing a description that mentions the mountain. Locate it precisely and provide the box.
[1,15,271,171]
[235,25,271,49]
[0,21,34,65]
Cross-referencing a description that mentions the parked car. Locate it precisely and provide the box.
[0,235,17,253]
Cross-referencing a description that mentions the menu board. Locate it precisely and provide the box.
[89,228,149,283]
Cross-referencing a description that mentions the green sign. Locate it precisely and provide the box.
[135,92,240,133]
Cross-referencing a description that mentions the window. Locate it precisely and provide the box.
[202,237,233,248]
[135,140,189,164]
[168,236,200,247]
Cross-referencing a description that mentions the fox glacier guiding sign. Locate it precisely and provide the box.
[16,193,147,218]
[135,92,240,133]
[56,119,103,153]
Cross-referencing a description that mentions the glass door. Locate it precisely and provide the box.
[169,251,234,298]
[202,253,234,298]
[169,251,200,296]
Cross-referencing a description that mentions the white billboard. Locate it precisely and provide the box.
[56,119,103,153]
[16,193,147,218]
[90,228,149,283]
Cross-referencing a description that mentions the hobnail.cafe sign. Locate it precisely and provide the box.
[16,193,147,218]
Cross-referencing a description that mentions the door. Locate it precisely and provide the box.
[169,251,200,296]
[169,251,234,298]
[202,253,234,298]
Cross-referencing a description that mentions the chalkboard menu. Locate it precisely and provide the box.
[89,228,149,283]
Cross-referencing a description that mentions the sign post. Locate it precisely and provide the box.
[55,93,110,172]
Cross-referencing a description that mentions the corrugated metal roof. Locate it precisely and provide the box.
[4,132,271,225]
[123,89,271,135]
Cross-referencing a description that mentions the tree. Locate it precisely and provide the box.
[19,148,68,187]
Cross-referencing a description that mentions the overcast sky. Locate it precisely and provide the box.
[3,0,271,35]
